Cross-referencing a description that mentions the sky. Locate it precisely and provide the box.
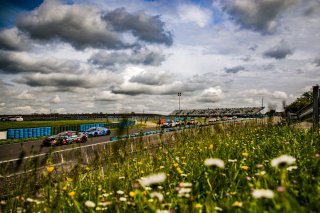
[0,0,319,115]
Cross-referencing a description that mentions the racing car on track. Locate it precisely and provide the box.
[83,127,111,137]
[42,131,88,146]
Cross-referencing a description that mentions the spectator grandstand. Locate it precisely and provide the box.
[169,107,264,117]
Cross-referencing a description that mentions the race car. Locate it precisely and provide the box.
[84,127,111,137]
[42,131,88,146]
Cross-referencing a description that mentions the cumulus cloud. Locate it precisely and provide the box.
[240,89,288,99]
[0,51,81,74]
[178,4,212,27]
[94,90,123,101]
[224,65,245,74]
[0,28,29,50]
[263,41,293,59]
[16,1,172,50]
[103,7,172,46]
[197,87,224,103]
[16,90,35,100]
[129,70,172,85]
[50,95,61,104]
[223,0,298,33]
[89,49,165,68]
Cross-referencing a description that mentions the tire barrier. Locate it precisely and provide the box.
[7,127,52,139]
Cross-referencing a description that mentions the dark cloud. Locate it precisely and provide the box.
[14,73,98,92]
[263,41,293,59]
[223,0,298,33]
[103,8,173,46]
[313,58,320,67]
[16,1,172,50]
[0,51,80,74]
[129,70,171,85]
[0,28,29,50]
[89,49,165,68]
[224,65,245,74]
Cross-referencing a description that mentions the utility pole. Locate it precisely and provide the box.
[178,92,181,110]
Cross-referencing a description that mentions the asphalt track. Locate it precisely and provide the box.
[0,127,159,162]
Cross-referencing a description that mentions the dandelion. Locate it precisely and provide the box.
[150,192,164,202]
[68,191,75,198]
[46,165,54,173]
[129,191,136,197]
[204,158,225,168]
[232,201,243,207]
[140,173,166,187]
[271,155,296,168]
[241,166,249,171]
[242,152,249,157]
[195,203,202,209]
[85,200,96,208]
[252,189,274,199]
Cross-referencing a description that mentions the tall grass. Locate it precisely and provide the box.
[0,122,319,212]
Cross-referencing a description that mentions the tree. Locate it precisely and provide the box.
[285,90,313,113]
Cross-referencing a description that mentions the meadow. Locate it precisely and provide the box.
[0,121,319,212]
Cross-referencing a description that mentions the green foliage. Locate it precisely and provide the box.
[285,90,313,113]
[1,123,319,212]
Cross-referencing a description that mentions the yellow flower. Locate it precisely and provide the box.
[241,166,249,171]
[230,192,237,195]
[242,152,249,157]
[85,167,91,171]
[209,144,213,149]
[140,170,144,174]
[129,191,136,197]
[46,166,54,173]
[138,162,143,165]
[62,185,68,191]
[174,163,179,167]
[232,201,243,207]
[66,177,73,182]
[160,166,165,169]
[68,191,76,198]
[195,203,202,209]
[177,167,183,174]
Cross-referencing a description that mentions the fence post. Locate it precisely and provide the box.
[313,85,319,129]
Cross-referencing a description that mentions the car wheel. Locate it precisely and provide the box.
[94,132,98,137]
[81,136,87,143]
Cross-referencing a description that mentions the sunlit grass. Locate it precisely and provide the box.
[1,122,319,212]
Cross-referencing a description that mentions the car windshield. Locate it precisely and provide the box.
[57,131,75,136]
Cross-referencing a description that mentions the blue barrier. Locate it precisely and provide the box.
[7,127,52,139]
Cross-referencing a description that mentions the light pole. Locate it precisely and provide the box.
[178,92,181,110]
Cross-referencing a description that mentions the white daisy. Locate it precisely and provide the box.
[140,173,166,187]
[85,200,96,208]
[252,189,274,199]
[204,158,225,168]
[271,155,296,168]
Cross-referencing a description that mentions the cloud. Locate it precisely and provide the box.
[223,0,298,33]
[129,70,172,85]
[263,41,293,59]
[16,90,35,100]
[224,65,245,74]
[197,86,224,103]
[94,90,123,101]
[0,28,29,50]
[103,7,173,46]
[0,103,5,107]
[240,89,288,99]
[15,73,100,90]
[313,58,320,67]
[89,49,165,68]
[178,4,212,28]
[0,51,81,74]
[50,95,60,104]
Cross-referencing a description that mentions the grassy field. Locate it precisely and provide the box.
[0,120,112,130]
[0,122,319,212]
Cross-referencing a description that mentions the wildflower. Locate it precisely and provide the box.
[85,200,96,208]
[252,189,274,199]
[140,173,166,187]
[232,201,243,207]
[66,177,73,182]
[246,176,252,181]
[138,161,143,165]
[181,174,188,177]
[68,191,76,198]
[242,152,249,157]
[215,206,223,211]
[177,167,183,174]
[174,163,179,167]
[120,197,127,202]
[150,192,164,202]
[204,158,225,168]
[209,144,213,149]
[256,164,264,168]
[46,165,54,173]
[230,192,237,195]
[195,203,202,209]
[179,182,192,187]
[156,210,170,213]
[118,176,125,180]
[228,159,237,163]
[160,166,165,169]
[85,167,91,171]
[26,198,34,203]
[241,166,249,171]
[129,191,136,197]
[117,190,124,195]
[0,200,6,205]
[271,155,296,168]
[287,166,298,171]
[277,186,286,192]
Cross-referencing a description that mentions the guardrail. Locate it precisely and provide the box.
[297,85,320,128]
